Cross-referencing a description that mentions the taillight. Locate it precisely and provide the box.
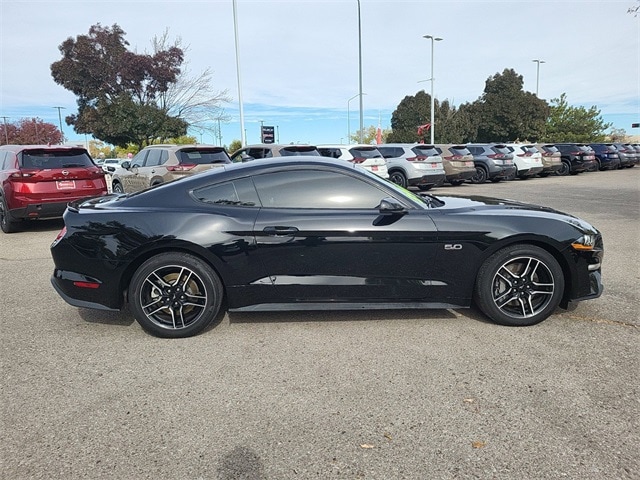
[350,157,366,164]
[518,152,532,157]
[406,156,427,162]
[73,281,100,289]
[167,164,196,171]
[51,226,67,248]
[487,153,505,159]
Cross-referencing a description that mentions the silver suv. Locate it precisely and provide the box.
[465,144,516,184]
[376,143,445,190]
[317,144,388,178]
[111,144,231,194]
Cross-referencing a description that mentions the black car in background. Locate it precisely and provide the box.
[588,144,621,171]
[465,143,516,184]
[50,158,604,338]
[553,143,598,175]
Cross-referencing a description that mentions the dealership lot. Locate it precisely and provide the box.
[1,169,638,479]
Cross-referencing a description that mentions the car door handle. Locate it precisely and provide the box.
[263,226,299,235]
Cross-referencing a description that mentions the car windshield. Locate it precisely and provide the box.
[21,149,94,169]
[177,148,231,165]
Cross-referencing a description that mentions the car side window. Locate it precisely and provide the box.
[145,149,164,167]
[192,177,260,207]
[130,151,147,168]
[252,170,388,209]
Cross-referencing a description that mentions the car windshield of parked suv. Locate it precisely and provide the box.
[177,148,230,165]
[278,146,320,156]
[21,149,94,169]
[349,147,383,158]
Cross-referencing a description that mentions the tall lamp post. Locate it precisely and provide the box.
[347,93,366,144]
[357,0,364,143]
[232,0,246,146]
[423,35,442,145]
[532,59,546,97]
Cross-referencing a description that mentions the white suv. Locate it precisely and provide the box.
[376,143,446,190]
[317,144,388,178]
[505,144,544,179]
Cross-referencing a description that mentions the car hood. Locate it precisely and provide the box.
[435,194,599,234]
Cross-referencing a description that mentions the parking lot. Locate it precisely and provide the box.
[1,168,638,479]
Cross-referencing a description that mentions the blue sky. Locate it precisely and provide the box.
[1,0,639,147]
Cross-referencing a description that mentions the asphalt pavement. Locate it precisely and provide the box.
[1,167,638,479]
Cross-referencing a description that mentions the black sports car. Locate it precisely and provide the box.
[50,158,604,338]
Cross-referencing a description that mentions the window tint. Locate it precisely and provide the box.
[279,146,320,156]
[145,149,165,167]
[412,146,439,157]
[318,148,342,159]
[349,147,382,159]
[130,150,147,167]
[377,147,403,158]
[252,170,388,209]
[466,146,482,155]
[247,148,267,159]
[193,177,260,207]
[0,151,7,170]
[177,148,230,165]
[20,149,94,169]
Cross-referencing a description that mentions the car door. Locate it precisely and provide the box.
[122,150,148,192]
[251,167,440,302]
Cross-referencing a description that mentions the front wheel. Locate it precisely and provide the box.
[448,179,465,186]
[473,244,564,326]
[389,171,408,188]
[128,252,224,337]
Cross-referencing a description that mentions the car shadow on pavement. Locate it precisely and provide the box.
[228,308,461,325]
[77,307,135,327]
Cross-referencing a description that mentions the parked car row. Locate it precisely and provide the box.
[1,140,638,233]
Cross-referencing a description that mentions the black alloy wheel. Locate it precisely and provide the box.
[473,244,564,327]
[556,161,571,176]
[128,252,224,337]
[112,182,125,194]
[470,166,488,184]
[389,171,408,188]
[0,196,19,234]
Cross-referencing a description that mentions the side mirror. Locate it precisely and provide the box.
[107,166,116,172]
[121,161,131,169]
[377,197,407,214]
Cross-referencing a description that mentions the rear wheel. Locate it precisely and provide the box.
[112,181,125,194]
[389,171,408,188]
[470,166,488,184]
[417,185,432,191]
[474,244,564,326]
[556,161,571,176]
[449,179,465,186]
[128,252,224,338]
[0,196,19,233]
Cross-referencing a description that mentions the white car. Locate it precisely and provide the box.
[376,143,446,190]
[317,144,388,179]
[101,158,124,173]
[504,144,544,179]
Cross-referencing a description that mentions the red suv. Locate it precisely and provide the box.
[0,145,107,233]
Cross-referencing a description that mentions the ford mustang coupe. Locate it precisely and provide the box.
[50,158,603,338]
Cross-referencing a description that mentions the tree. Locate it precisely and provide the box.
[152,30,231,138]
[473,68,549,142]
[350,125,392,144]
[50,24,187,148]
[542,93,611,143]
[607,127,628,142]
[227,139,242,155]
[0,118,62,145]
[386,91,472,144]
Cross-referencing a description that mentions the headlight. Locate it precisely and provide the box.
[571,234,597,251]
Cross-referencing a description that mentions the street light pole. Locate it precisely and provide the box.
[52,106,65,143]
[357,0,364,143]
[423,35,442,145]
[232,0,246,147]
[532,59,546,97]
[347,93,360,144]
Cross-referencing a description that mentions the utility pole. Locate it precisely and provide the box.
[52,106,66,143]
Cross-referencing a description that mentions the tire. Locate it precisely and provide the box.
[112,181,125,194]
[389,170,407,188]
[470,166,488,184]
[0,196,19,234]
[538,172,549,178]
[449,179,465,186]
[128,252,224,338]
[473,244,564,327]
[417,185,432,191]
[490,178,501,183]
[556,161,571,176]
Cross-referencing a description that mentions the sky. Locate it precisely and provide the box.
[1,0,639,147]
